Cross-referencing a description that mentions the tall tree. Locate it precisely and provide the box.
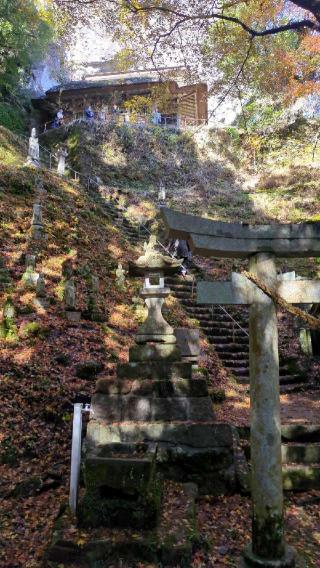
[54,0,320,109]
[0,0,56,95]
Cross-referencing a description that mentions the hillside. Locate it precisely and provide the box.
[41,118,320,223]
[41,118,320,278]
[0,125,205,566]
[1,123,320,567]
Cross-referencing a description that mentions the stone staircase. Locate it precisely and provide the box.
[240,424,320,491]
[86,185,150,246]
[33,137,317,392]
[82,177,312,395]
[166,275,312,394]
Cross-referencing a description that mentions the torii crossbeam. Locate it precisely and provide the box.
[162,207,320,568]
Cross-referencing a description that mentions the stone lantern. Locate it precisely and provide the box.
[128,235,182,361]
[77,235,220,534]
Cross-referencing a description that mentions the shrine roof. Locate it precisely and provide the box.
[45,77,162,95]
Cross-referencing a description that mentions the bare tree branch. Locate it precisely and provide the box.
[124,1,319,36]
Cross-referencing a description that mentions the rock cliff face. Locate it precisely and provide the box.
[29,44,69,97]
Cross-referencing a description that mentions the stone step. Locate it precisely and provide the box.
[231,376,306,387]
[169,284,193,292]
[216,350,249,359]
[195,316,242,326]
[279,382,318,394]
[279,375,306,385]
[239,424,320,444]
[213,344,249,354]
[282,443,320,464]
[173,291,195,299]
[281,424,320,443]
[223,359,248,368]
[201,324,248,333]
[183,307,217,315]
[229,368,249,377]
[234,376,250,384]
[283,464,320,490]
[206,335,249,345]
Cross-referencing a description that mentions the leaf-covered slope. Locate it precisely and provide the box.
[41,118,320,228]
[0,124,216,566]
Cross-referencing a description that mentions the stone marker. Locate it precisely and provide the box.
[158,182,166,202]
[57,147,68,176]
[161,207,309,567]
[31,203,46,240]
[86,274,103,321]
[61,259,74,279]
[27,128,40,168]
[174,328,200,364]
[22,266,39,288]
[115,262,126,289]
[33,272,49,309]
[0,258,11,290]
[64,278,81,322]
[299,328,313,355]
[25,254,36,270]
[0,297,17,340]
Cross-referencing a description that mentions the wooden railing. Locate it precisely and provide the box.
[42,112,207,133]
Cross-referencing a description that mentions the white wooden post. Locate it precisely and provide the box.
[69,403,83,514]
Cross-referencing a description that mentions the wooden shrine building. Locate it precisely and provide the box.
[32,71,208,127]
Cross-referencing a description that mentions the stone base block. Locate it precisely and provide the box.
[117,361,192,380]
[78,452,161,529]
[31,225,47,240]
[129,343,181,362]
[65,311,81,322]
[46,482,197,567]
[87,421,233,449]
[95,377,209,397]
[241,544,296,567]
[85,455,155,493]
[33,297,50,309]
[91,393,214,422]
[85,421,238,495]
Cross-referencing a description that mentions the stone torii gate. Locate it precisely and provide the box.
[162,207,320,568]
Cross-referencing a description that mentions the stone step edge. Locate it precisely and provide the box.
[238,425,320,443]
[95,377,209,397]
[282,464,320,490]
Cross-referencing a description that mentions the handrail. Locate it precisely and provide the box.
[217,305,249,337]
[39,112,208,134]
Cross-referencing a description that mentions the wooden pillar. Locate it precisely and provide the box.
[242,252,295,567]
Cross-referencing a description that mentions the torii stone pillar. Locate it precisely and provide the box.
[161,207,320,567]
[248,253,285,563]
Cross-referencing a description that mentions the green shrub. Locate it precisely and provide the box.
[0,103,26,133]
[19,321,49,339]
[210,388,226,403]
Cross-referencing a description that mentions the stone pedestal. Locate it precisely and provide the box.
[241,544,296,567]
[79,242,235,534]
[65,310,81,323]
[78,451,161,529]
